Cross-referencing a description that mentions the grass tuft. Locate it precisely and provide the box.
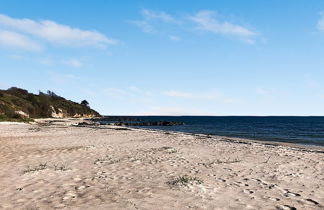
[53,163,69,171]
[167,175,203,187]
[23,162,48,174]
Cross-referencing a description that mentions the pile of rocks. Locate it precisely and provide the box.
[114,121,185,126]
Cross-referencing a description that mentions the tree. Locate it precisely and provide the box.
[47,90,58,98]
[38,91,50,117]
[81,100,89,108]
[7,87,29,98]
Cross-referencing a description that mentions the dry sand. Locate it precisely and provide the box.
[0,119,323,210]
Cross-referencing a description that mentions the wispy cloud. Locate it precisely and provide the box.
[256,88,273,95]
[128,20,155,33]
[0,29,42,51]
[133,106,214,116]
[104,88,127,98]
[49,72,81,85]
[189,10,257,44]
[38,57,54,65]
[0,13,117,48]
[141,9,179,23]
[164,90,245,104]
[62,58,83,68]
[169,35,180,41]
[317,12,324,31]
[164,90,220,100]
[36,56,85,68]
[130,9,179,33]
[129,86,152,96]
[104,86,153,99]
[131,9,258,44]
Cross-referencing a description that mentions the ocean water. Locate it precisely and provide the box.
[100,116,324,146]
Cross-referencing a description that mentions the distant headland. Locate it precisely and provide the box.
[0,87,101,122]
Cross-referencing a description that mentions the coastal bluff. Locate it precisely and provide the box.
[0,87,100,121]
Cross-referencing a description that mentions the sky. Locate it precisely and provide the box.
[1,0,324,116]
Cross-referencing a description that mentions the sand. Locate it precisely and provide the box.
[0,118,323,210]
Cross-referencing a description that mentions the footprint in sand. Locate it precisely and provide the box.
[243,189,254,194]
[217,178,226,182]
[284,190,301,197]
[304,198,320,205]
[233,181,249,187]
[276,204,297,210]
[269,197,280,201]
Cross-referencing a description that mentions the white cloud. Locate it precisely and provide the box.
[169,35,180,41]
[104,88,127,98]
[164,90,245,105]
[38,57,54,65]
[128,86,141,92]
[133,106,214,116]
[62,58,83,68]
[141,9,179,24]
[0,29,42,51]
[130,9,179,33]
[128,20,155,33]
[164,90,220,100]
[49,72,81,85]
[256,88,272,95]
[189,10,257,43]
[104,86,153,99]
[0,13,117,48]
[36,57,84,68]
[129,86,152,96]
[132,9,258,44]
[317,12,324,31]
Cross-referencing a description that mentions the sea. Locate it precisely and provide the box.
[99,116,324,147]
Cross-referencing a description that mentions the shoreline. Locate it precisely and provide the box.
[0,118,323,209]
[3,117,324,151]
[97,116,324,148]
[125,126,324,153]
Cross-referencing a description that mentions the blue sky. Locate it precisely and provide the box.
[1,0,324,115]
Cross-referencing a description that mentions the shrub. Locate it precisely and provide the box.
[81,100,90,108]
[167,175,203,187]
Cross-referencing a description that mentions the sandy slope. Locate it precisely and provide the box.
[0,120,323,209]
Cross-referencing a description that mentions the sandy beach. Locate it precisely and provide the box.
[0,119,323,210]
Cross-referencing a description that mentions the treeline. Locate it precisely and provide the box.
[0,87,100,121]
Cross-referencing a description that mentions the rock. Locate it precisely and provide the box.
[76,121,100,126]
[14,110,29,118]
[114,121,184,126]
[50,106,64,118]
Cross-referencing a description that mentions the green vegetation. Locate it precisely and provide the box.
[0,87,101,121]
[0,114,33,123]
[167,175,203,187]
[23,162,48,174]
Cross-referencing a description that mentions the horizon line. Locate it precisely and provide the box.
[101,115,324,117]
